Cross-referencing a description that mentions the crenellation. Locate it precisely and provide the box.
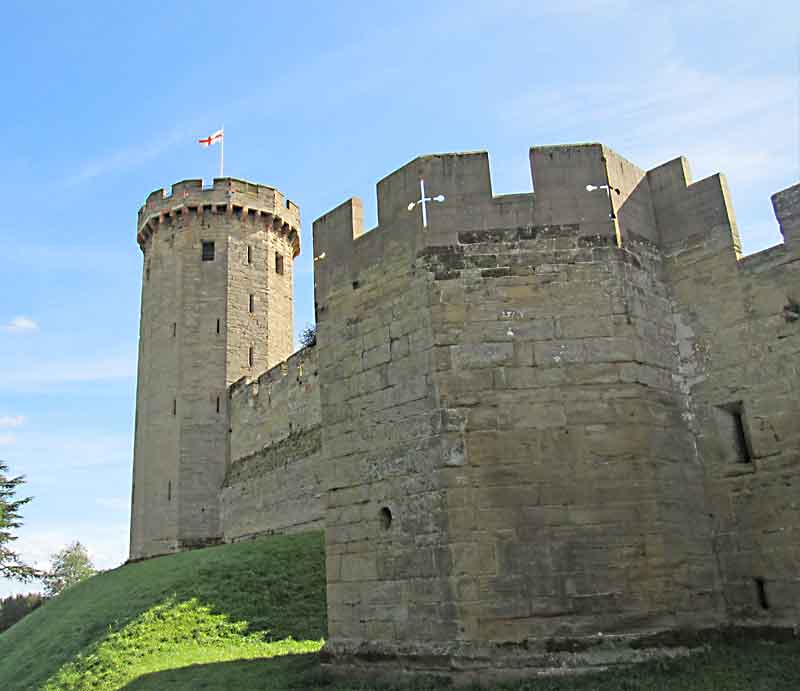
[137,177,300,253]
[772,182,800,252]
[131,141,799,685]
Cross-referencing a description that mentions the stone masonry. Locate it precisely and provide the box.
[130,144,799,682]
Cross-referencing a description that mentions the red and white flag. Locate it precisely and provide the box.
[198,128,224,148]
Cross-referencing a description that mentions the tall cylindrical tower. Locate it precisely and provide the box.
[130,178,300,560]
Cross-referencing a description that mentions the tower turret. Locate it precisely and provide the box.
[130,178,300,560]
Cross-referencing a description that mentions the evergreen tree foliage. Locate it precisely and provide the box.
[43,542,96,597]
[0,592,45,633]
[0,460,39,581]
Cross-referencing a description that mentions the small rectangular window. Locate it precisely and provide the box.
[167,480,172,502]
[216,396,220,414]
[275,252,284,275]
[249,294,255,313]
[172,322,177,338]
[172,398,177,416]
[216,318,221,334]
[248,346,254,367]
[247,245,252,264]
[713,402,752,464]
[145,261,150,282]
[202,241,215,261]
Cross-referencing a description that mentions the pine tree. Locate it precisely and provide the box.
[0,460,39,581]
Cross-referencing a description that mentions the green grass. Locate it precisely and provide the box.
[1,530,798,690]
[0,532,326,691]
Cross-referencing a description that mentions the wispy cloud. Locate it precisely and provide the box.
[2,316,38,333]
[0,521,129,597]
[64,125,193,186]
[0,355,135,393]
[0,434,16,446]
[0,415,26,428]
[501,62,794,187]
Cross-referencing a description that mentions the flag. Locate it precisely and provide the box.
[198,129,224,148]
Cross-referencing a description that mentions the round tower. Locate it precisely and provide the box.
[130,178,300,560]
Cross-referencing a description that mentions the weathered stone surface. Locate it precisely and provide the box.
[130,147,800,684]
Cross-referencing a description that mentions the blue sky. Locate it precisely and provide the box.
[0,1,797,596]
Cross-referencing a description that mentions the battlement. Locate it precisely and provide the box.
[229,345,317,403]
[772,182,800,252]
[137,177,300,256]
[312,143,660,299]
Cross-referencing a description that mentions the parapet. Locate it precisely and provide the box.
[312,143,648,300]
[772,183,800,252]
[646,157,740,254]
[137,177,300,256]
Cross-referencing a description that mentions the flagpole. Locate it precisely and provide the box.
[220,126,224,177]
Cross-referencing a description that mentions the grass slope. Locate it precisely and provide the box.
[0,532,326,691]
[1,530,798,690]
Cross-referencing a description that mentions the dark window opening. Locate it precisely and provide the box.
[379,506,393,530]
[249,294,255,313]
[248,346,254,367]
[172,398,177,416]
[755,578,770,610]
[216,396,220,414]
[275,252,284,275]
[202,241,215,261]
[352,280,360,290]
[172,322,177,338]
[216,318,221,334]
[168,481,172,502]
[145,262,150,282]
[247,245,252,264]
[713,402,752,464]
[233,205,243,217]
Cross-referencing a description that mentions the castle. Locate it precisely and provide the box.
[130,143,800,682]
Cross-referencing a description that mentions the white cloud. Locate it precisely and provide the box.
[0,415,26,428]
[501,62,794,188]
[65,125,191,186]
[0,434,16,446]
[22,433,132,470]
[2,316,38,333]
[0,521,129,597]
[0,355,136,393]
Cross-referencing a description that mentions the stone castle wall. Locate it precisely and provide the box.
[130,145,799,683]
[221,346,325,541]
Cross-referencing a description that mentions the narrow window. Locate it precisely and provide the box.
[172,322,177,338]
[145,261,150,282]
[275,252,284,275]
[167,480,172,502]
[713,402,752,464]
[248,346,254,367]
[202,241,215,261]
[754,578,770,610]
[216,396,220,414]
[216,318,221,334]
[247,245,252,264]
[379,507,393,530]
[172,398,177,416]
[249,294,255,313]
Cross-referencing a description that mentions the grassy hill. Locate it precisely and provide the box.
[1,531,798,690]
